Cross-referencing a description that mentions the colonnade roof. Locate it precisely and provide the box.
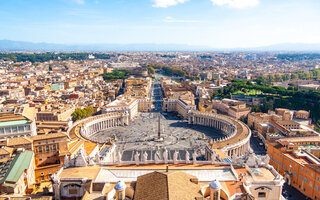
[189,110,250,149]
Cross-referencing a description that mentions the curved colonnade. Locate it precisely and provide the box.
[68,110,251,158]
[67,112,129,143]
[188,110,251,157]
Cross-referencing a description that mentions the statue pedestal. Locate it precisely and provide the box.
[154,137,164,142]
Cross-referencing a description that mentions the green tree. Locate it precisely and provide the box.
[147,66,155,75]
[72,107,94,122]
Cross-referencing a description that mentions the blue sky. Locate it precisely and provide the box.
[1,0,320,48]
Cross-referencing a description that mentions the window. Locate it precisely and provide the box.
[316,185,319,192]
[18,126,24,132]
[46,146,49,152]
[306,170,309,174]
[38,147,42,153]
[5,127,11,133]
[310,181,313,187]
[41,172,44,180]
[12,126,17,133]
[258,192,266,198]
[304,177,308,183]
[299,175,303,180]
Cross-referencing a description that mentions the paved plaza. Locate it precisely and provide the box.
[90,112,225,161]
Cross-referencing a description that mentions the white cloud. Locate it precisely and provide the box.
[211,0,259,8]
[153,0,189,8]
[163,16,200,23]
[72,0,85,5]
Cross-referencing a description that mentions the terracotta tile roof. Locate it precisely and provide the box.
[59,166,101,180]
[0,114,27,122]
[30,132,68,141]
[7,137,33,146]
[0,147,14,156]
[134,171,202,200]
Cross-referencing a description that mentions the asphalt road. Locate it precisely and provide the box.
[250,136,266,155]
[282,183,310,200]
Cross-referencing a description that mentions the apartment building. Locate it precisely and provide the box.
[268,138,320,200]
[162,91,196,118]
[212,99,251,119]
[36,106,74,121]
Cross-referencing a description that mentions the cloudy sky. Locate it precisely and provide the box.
[1,0,320,48]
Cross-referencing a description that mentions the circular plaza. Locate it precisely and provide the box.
[69,109,251,162]
[90,112,224,151]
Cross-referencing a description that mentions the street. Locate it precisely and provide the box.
[250,135,267,155]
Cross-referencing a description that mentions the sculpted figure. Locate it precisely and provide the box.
[134,151,140,165]
[173,151,179,164]
[192,152,197,164]
[163,149,168,164]
[185,151,190,164]
[143,151,148,164]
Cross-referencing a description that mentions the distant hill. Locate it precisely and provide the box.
[247,43,320,52]
[1,39,320,52]
[0,40,211,52]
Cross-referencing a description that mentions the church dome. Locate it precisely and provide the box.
[114,181,126,191]
[209,179,221,190]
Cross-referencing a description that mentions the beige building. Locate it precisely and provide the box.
[36,106,74,121]
[162,91,196,118]
[212,99,251,120]
[52,163,285,200]
[103,95,151,119]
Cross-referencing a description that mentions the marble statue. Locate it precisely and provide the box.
[185,151,190,164]
[154,151,160,164]
[134,151,140,165]
[163,149,168,164]
[173,151,179,164]
[118,150,122,163]
[192,152,197,164]
[143,151,148,164]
